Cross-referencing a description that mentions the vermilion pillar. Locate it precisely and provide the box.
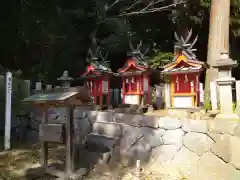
[122,77,125,104]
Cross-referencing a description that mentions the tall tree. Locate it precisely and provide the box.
[204,0,231,109]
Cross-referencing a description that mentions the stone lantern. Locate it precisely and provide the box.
[212,50,237,118]
[57,70,74,88]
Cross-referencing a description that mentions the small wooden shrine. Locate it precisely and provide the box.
[22,86,91,179]
[80,47,113,106]
[118,41,152,105]
[162,30,205,108]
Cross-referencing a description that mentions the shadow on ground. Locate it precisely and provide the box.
[0,136,66,179]
[0,141,118,179]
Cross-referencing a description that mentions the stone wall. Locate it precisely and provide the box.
[20,108,240,179]
[85,111,240,180]
[0,76,30,131]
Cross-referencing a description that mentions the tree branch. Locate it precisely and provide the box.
[124,0,143,11]
[119,0,187,16]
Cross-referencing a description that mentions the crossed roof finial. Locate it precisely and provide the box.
[174,29,198,55]
[86,30,111,71]
[129,40,149,60]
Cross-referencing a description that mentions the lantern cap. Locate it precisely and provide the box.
[127,40,149,67]
[213,50,237,68]
[57,70,74,81]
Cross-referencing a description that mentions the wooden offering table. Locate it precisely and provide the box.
[22,87,92,179]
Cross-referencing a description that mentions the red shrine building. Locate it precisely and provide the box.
[118,42,152,105]
[80,48,113,106]
[162,31,206,108]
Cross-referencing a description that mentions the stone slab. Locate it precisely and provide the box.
[198,152,239,180]
[234,124,240,138]
[87,111,99,122]
[141,115,159,128]
[158,117,182,130]
[208,120,238,135]
[207,133,221,142]
[182,120,208,133]
[113,113,142,126]
[162,129,184,146]
[211,134,231,163]
[96,111,114,122]
[92,122,122,138]
[183,132,214,156]
[229,135,240,169]
[151,145,180,163]
[172,146,199,180]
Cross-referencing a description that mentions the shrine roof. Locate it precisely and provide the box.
[162,66,203,74]
[163,57,205,69]
[91,61,112,72]
[118,57,150,73]
[162,53,206,75]
[117,70,151,77]
[162,29,207,75]
[81,45,113,77]
[80,61,114,78]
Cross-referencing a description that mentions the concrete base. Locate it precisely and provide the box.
[214,113,240,121]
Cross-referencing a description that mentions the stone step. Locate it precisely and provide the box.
[85,133,118,153]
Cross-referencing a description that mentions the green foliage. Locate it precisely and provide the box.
[204,100,212,111]
[200,0,211,8]
[148,51,174,69]
[2,0,240,84]
[232,102,237,111]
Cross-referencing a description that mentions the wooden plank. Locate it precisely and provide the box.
[39,124,65,143]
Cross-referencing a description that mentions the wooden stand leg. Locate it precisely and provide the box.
[65,105,87,180]
[40,142,48,168]
[66,105,74,175]
[41,108,49,169]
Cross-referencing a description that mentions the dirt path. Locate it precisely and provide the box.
[0,139,65,180]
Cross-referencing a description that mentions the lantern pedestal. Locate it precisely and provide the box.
[215,77,239,120]
[212,51,238,120]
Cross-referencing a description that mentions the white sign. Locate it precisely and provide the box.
[102,81,108,93]
[35,82,42,91]
[4,72,12,150]
[124,95,140,105]
[143,77,148,91]
[199,83,204,104]
[164,83,171,108]
[173,96,192,108]
[155,85,163,97]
